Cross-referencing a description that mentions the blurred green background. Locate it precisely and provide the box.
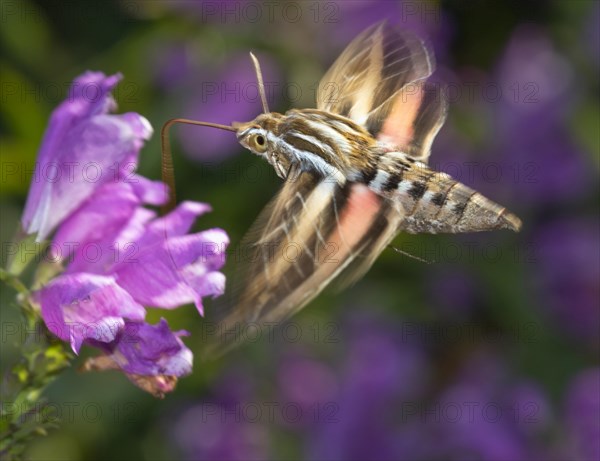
[1,1,598,460]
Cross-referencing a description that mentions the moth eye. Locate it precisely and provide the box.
[250,133,268,153]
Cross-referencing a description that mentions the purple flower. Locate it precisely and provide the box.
[50,176,167,274]
[172,370,269,460]
[114,230,227,314]
[82,319,193,399]
[331,1,454,61]
[565,368,600,461]
[308,314,428,461]
[150,41,194,90]
[277,350,339,429]
[22,72,152,241]
[39,194,227,387]
[532,218,600,349]
[491,26,592,206]
[26,71,229,395]
[414,350,552,461]
[39,273,145,353]
[107,319,193,377]
[173,402,269,461]
[50,180,228,314]
[303,315,557,461]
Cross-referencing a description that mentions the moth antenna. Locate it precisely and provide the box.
[160,118,237,213]
[388,245,433,265]
[249,52,269,113]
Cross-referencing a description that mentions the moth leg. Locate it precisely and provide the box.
[387,244,433,264]
[285,162,302,183]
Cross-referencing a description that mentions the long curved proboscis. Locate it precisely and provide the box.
[160,54,269,212]
[160,118,237,213]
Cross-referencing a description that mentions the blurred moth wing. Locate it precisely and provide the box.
[160,22,522,358]
[210,25,442,342]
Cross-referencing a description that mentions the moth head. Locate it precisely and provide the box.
[159,53,284,212]
[234,115,289,179]
[234,122,269,156]
[233,112,283,155]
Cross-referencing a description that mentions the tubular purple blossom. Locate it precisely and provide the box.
[22,71,153,241]
[109,319,193,376]
[50,176,167,274]
[26,71,229,396]
[114,224,229,315]
[38,273,146,353]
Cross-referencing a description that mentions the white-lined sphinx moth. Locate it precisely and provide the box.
[162,22,521,356]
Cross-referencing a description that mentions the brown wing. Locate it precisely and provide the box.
[203,170,404,358]
[317,21,447,162]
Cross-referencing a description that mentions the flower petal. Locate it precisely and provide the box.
[39,273,145,353]
[22,72,153,241]
[111,319,193,377]
[50,181,158,273]
[128,174,169,206]
[140,201,212,245]
[51,182,138,268]
[114,230,229,314]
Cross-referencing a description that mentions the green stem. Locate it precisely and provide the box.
[0,269,28,296]
[0,288,72,460]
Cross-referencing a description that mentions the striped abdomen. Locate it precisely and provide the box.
[273,110,521,234]
[364,151,522,234]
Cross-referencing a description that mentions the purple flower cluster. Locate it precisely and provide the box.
[565,368,600,461]
[491,25,591,206]
[173,369,269,461]
[170,312,597,460]
[22,71,228,396]
[533,218,600,350]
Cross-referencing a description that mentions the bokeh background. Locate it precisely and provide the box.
[1,0,598,460]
